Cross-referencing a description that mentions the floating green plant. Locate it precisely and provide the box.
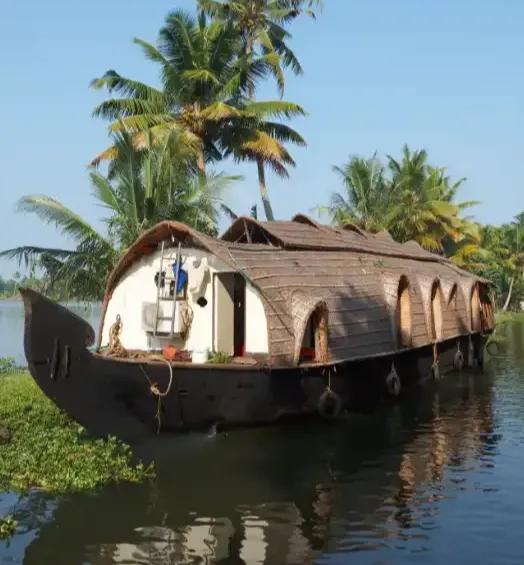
[0,372,154,493]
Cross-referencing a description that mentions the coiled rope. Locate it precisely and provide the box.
[139,360,174,434]
[104,314,175,433]
[432,342,438,368]
[431,341,441,380]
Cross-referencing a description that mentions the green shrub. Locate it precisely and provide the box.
[0,358,16,374]
[208,351,232,364]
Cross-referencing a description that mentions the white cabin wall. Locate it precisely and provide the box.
[245,285,269,354]
[101,247,234,353]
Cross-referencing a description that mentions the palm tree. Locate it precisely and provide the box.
[91,9,306,213]
[94,130,239,245]
[198,0,322,83]
[321,153,394,231]
[198,0,321,220]
[0,196,118,301]
[0,136,237,300]
[323,145,479,253]
[383,145,479,251]
[484,215,524,311]
[444,220,486,269]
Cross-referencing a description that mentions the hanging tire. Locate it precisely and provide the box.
[453,350,464,371]
[431,363,441,381]
[386,372,401,397]
[486,340,498,356]
[318,389,343,419]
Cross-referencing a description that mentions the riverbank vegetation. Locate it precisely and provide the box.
[0,363,154,492]
[0,273,69,301]
[0,0,522,311]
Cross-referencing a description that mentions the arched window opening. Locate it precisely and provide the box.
[471,283,482,332]
[479,283,495,330]
[300,303,329,364]
[431,280,443,341]
[396,276,412,348]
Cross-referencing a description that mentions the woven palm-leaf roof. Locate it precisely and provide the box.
[96,214,493,366]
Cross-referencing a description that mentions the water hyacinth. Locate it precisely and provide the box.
[0,371,154,493]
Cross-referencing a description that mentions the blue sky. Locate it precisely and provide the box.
[1,0,522,277]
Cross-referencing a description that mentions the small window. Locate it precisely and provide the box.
[430,280,443,341]
[396,276,412,348]
[300,303,329,363]
[479,283,494,330]
[471,283,481,332]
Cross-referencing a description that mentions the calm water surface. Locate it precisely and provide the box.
[2,302,524,564]
[0,300,101,366]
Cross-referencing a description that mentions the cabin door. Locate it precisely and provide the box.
[214,273,245,356]
[233,274,246,357]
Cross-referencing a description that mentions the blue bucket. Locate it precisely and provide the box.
[172,262,188,294]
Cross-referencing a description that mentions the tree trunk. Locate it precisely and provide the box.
[246,30,275,221]
[502,275,515,311]
[257,157,274,221]
[196,150,206,177]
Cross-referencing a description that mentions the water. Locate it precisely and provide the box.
[0,300,101,366]
[2,304,524,564]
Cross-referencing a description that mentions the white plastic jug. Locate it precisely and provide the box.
[192,347,209,364]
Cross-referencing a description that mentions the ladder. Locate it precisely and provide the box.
[153,239,182,337]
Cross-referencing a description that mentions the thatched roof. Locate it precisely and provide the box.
[96,214,491,366]
[219,215,452,263]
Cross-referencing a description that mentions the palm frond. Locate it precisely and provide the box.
[15,196,109,246]
[244,100,307,119]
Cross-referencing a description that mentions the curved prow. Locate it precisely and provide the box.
[19,288,152,443]
[20,287,96,357]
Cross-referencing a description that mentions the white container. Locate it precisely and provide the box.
[192,347,209,364]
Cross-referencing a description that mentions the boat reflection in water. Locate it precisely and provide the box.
[16,367,498,565]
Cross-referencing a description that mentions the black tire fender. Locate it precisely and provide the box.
[386,372,401,396]
[486,340,498,356]
[318,389,343,419]
[453,350,464,371]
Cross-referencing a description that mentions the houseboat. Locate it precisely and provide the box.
[20,214,495,443]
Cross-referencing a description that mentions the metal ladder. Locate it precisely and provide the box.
[153,239,182,337]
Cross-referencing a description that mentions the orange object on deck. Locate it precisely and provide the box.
[300,347,316,361]
[163,345,178,361]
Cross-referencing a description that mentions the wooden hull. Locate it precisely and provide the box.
[20,288,489,444]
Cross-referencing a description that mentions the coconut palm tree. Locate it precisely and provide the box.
[0,135,237,300]
[383,145,479,251]
[91,9,306,212]
[323,145,479,253]
[484,215,524,311]
[198,0,322,80]
[94,130,239,245]
[0,196,118,301]
[198,0,321,220]
[321,153,395,231]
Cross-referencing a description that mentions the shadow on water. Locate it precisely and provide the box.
[1,361,505,565]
